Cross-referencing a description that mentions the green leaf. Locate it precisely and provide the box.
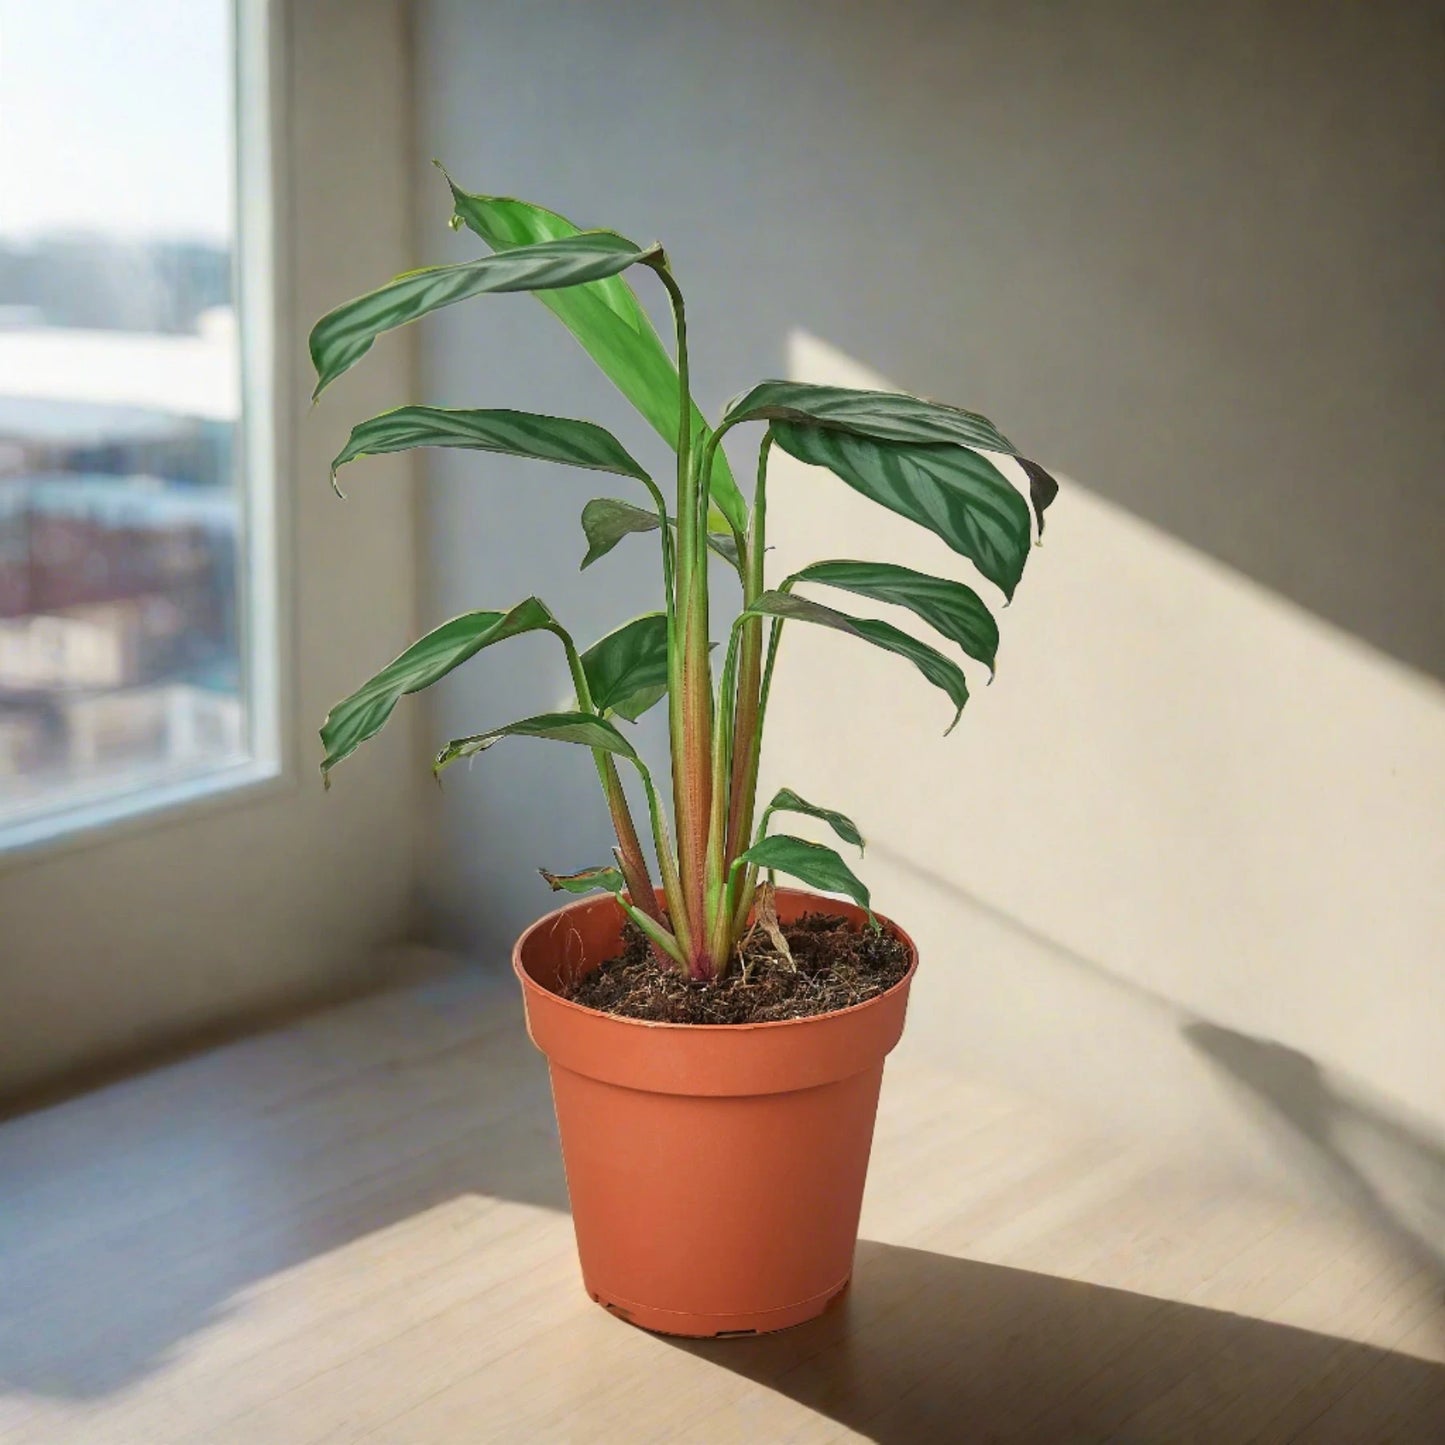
[788,559,999,675]
[578,497,740,572]
[771,423,1033,599]
[701,522,742,570]
[575,612,724,723]
[762,788,865,853]
[330,406,649,490]
[747,590,969,732]
[320,597,557,779]
[309,231,662,398]
[607,683,668,725]
[727,381,1059,545]
[434,710,638,775]
[580,613,669,717]
[580,498,662,568]
[539,863,627,895]
[737,834,871,913]
[1017,456,1061,535]
[442,172,747,532]
[723,380,1017,454]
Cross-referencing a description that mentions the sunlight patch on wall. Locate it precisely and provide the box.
[761,330,1445,1135]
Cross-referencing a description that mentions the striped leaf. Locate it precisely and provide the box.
[309,231,662,398]
[761,788,864,853]
[788,559,999,675]
[321,597,557,779]
[434,711,638,776]
[723,380,1016,454]
[443,172,747,532]
[737,834,871,913]
[771,423,1033,599]
[330,406,649,491]
[747,590,969,733]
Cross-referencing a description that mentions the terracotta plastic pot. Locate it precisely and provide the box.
[512,886,917,1337]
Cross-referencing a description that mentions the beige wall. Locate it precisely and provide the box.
[414,0,1444,1231]
[0,0,424,1097]
[766,335,1444,1192]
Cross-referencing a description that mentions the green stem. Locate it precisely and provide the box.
[638,475,676,624]
[655,263,713,976]
[617,894,687,968]
[730,610,787,936]
[722,432,772,933]
[637,764,693,965]
[555,625,665,938]
[701,624,742,970]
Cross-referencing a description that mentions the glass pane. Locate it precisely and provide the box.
[0,1,258,834]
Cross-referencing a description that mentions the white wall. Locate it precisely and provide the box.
[414,0,1444,1218]
[0,0,425,1097]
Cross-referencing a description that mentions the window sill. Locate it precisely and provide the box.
[0,754,289,872]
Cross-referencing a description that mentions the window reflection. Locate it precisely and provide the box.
[0,1,249,826]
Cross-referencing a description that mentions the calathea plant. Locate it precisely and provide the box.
[311,168,1056,983]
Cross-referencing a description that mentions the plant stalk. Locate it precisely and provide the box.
[656,264,715,977]
[701,625,741,969]
[555,625,673,956]
[637,765,693,964]
[730,611,786,936]
[722,432,772,934]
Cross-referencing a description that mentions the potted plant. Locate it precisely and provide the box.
[309,167,1057,1337]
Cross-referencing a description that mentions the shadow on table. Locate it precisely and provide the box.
[6,945,1443,1423]
[671,1240,1445,1443]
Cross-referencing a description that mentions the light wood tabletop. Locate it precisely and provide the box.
[2,967,1441,1443]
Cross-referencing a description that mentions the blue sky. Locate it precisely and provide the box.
[0,0,233,243]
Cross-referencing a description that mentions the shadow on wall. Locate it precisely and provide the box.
[418,0,1444,689]
[1185,1021,1445,1287]
[760,329,1445,1191]
[670,1240,1445,1443]
[880,845,1445,1295]
[417,0,1444,975]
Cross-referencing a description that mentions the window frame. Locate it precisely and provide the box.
[0,0,289,863]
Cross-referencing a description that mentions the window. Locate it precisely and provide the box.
[0,0,276,849]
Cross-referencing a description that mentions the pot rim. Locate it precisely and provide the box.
[511,886,919,1036]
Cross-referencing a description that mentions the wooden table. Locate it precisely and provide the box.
[3,969,1441,1442]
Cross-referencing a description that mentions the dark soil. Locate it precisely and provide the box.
[563,911,911,1024]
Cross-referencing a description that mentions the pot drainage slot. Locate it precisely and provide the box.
[712,1328,758,1337]
[595,1296,634,1322]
